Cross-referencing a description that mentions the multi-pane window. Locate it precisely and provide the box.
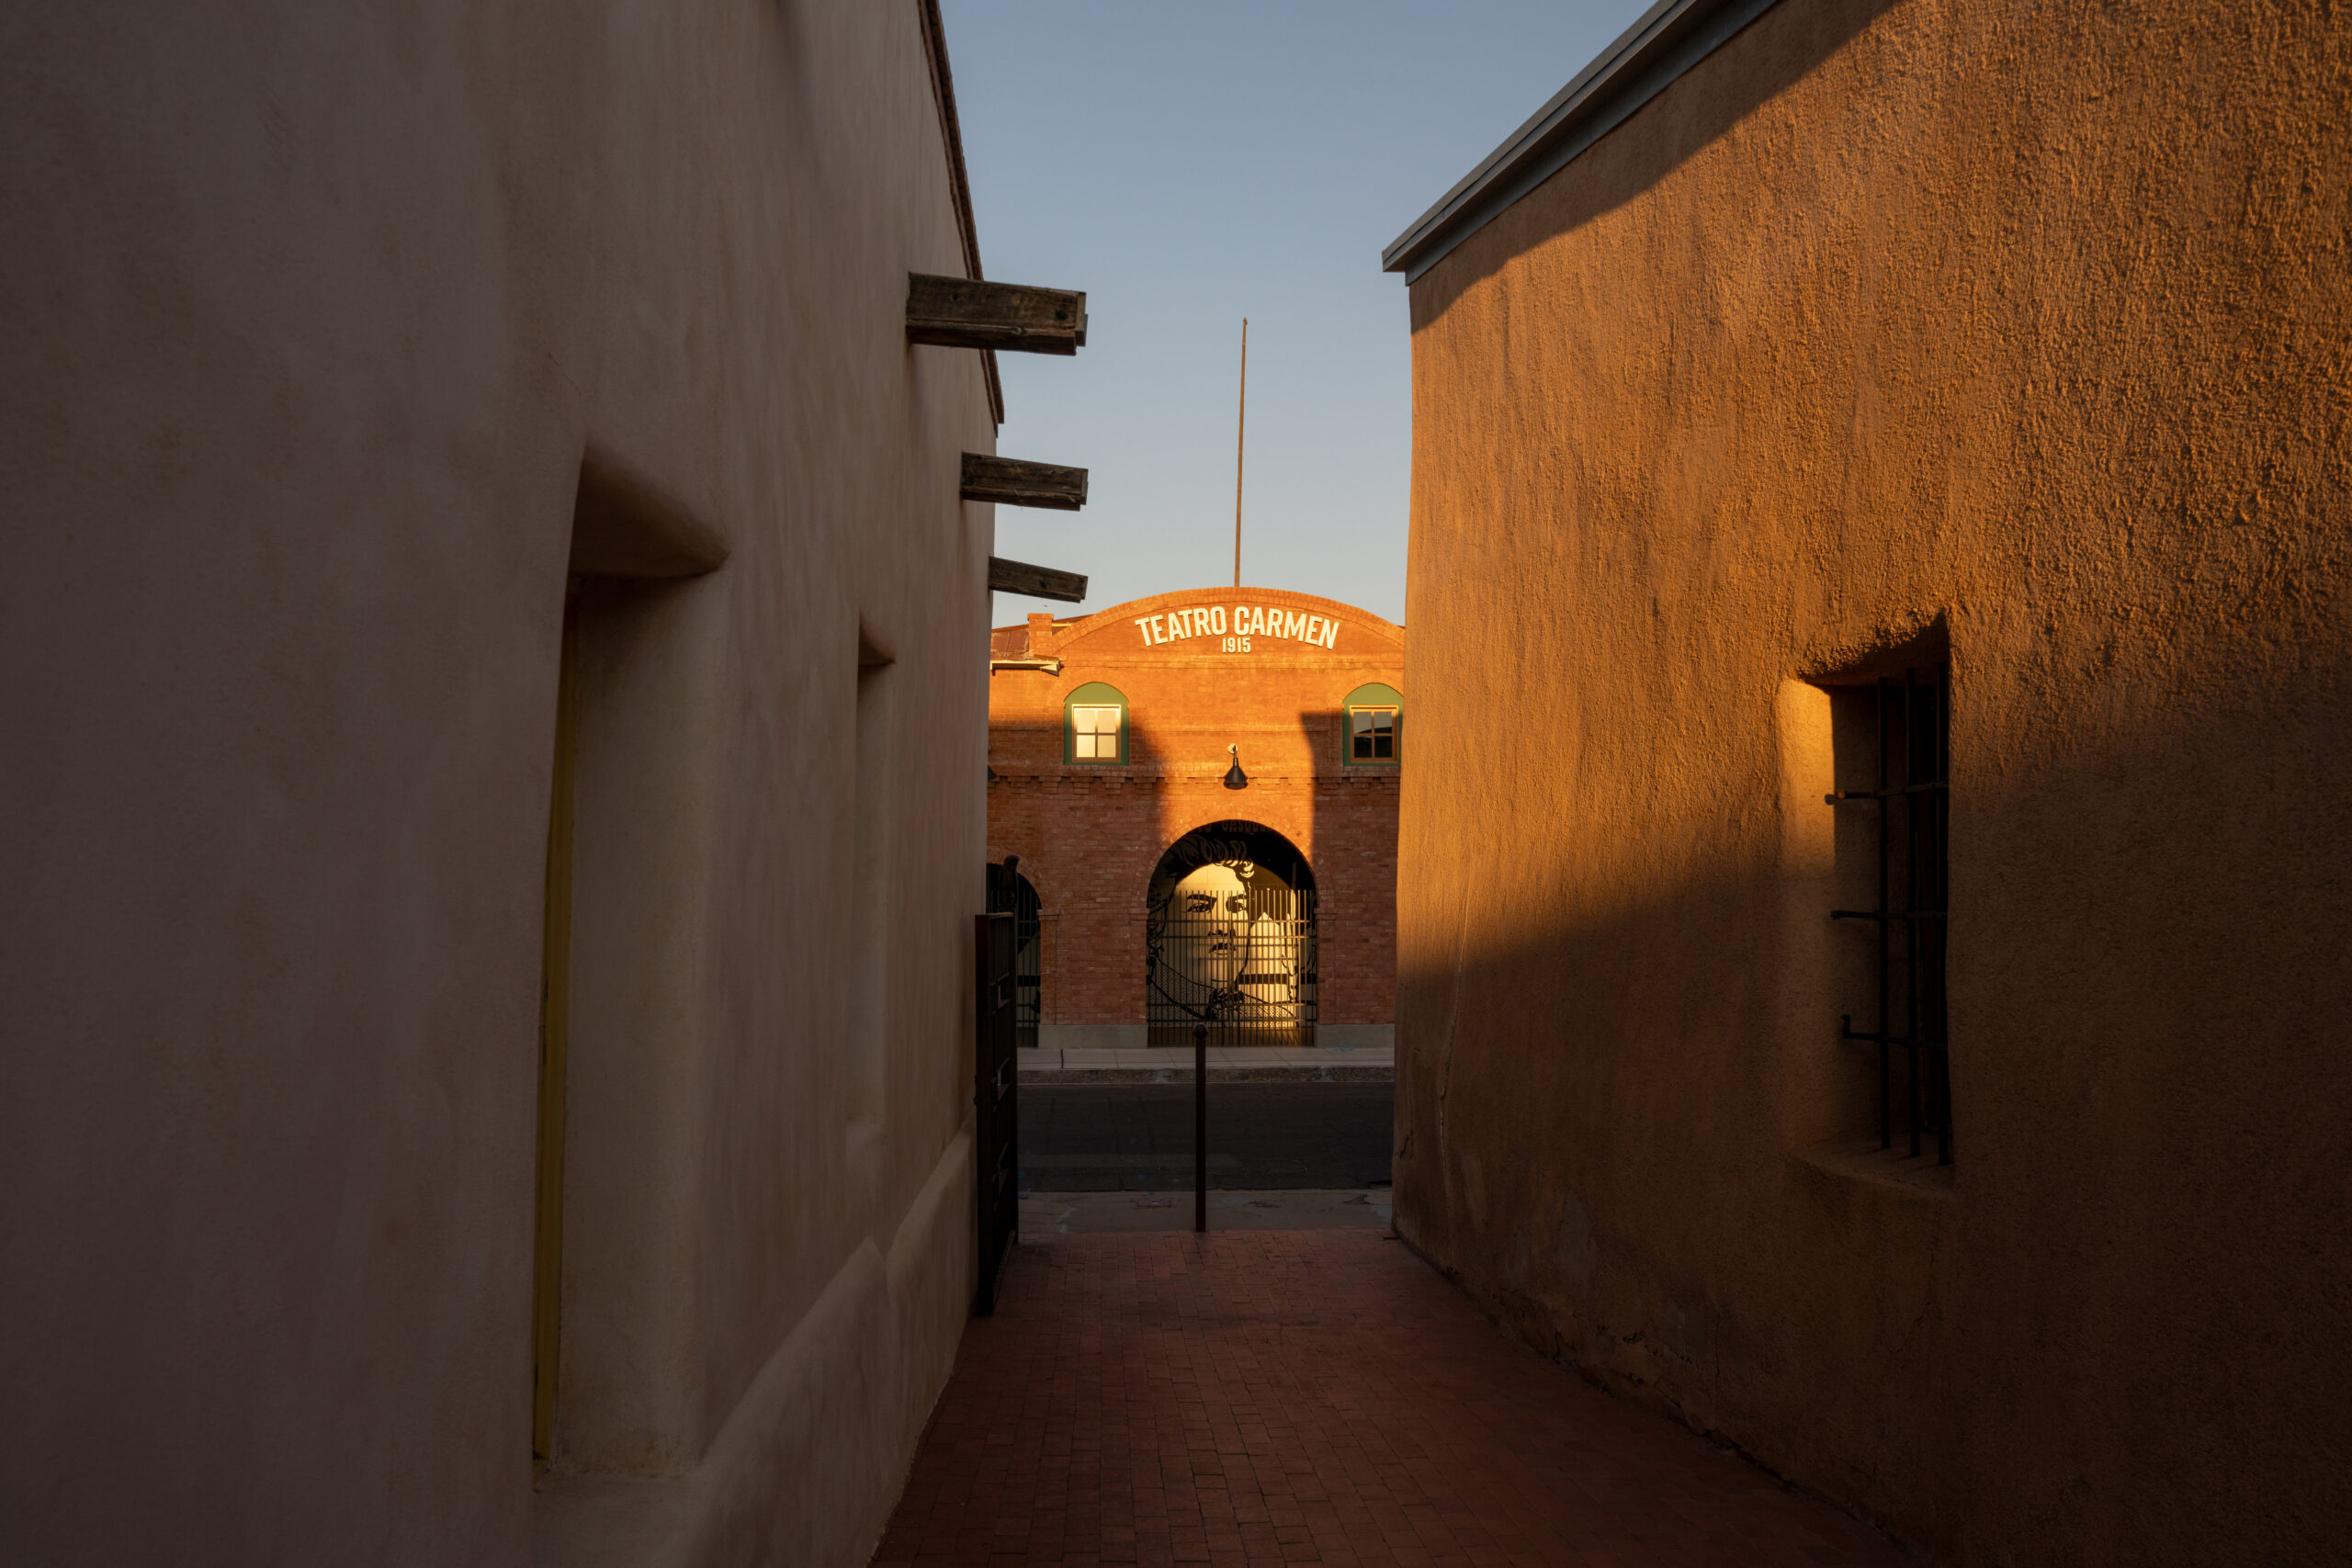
[1350,706,1396,761]
[1070,705,1120,760]
[1340,683,1403,766]
[1063,681,1127,764]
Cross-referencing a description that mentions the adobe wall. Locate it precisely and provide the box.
[0,3,993,1564]
[1397,1,2349,1563]
[988,589,1403,1034]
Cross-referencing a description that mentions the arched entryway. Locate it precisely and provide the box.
[1144,821,1317,1047]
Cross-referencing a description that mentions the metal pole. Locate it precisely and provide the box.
[1935,662,1952,1167]
[1876,676,1892,1151]
[1233,319,1247,590]
[1193,1014,1209,1232]
[1905,668,1924,1160]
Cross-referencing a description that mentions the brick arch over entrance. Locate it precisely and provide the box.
[988,586,1401,1046]
[984,846,1068,921]
[1148,818,1315,894]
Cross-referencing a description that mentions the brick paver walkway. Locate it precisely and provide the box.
[876,1232,1908,1566]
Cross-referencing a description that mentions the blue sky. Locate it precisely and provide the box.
[944,0,1654,627]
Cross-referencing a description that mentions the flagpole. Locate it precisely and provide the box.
[1233,318,1247,590]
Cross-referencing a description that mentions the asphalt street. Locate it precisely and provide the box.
[1017,1082,1394,1191]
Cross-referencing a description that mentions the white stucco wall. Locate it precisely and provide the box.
[0,2,994,1562]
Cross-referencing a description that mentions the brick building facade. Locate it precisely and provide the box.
[987,587,1403,1048]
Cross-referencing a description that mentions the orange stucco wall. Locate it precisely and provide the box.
[988,588,1403,1032]
[1396,1,2348,1563]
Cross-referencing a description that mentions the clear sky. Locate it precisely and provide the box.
[944,0,1653,628]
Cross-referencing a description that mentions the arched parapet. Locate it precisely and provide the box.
[1042,586,1403,661]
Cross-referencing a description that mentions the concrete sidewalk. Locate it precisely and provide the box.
[875,1232,1909,1566]
[1018,1190,1394,1234]
[1021,1082,1393,1192]
[1021,1045,1394,1084]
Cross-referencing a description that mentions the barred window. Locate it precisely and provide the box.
[1827,664,1952,1165]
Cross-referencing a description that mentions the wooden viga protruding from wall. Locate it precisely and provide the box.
[908,274,1087,355]
[987,557,1087,604]
[962,453,1087,511]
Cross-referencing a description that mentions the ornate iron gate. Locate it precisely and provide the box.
[972,909,1017,1314]
[1145,885,1317,1048]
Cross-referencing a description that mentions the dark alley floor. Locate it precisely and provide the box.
[874,1232,1908,1567]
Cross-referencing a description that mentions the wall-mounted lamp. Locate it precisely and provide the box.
[1223,744,1248,790]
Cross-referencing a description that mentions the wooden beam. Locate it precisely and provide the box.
[988,556,1087,604]
[962,453,1088,511]
[909,273,1087,355]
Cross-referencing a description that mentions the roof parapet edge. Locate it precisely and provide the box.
[1380,0,1782,284]
[917,0,1004,423]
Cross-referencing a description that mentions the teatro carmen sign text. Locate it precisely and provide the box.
[1133,604,1341,653]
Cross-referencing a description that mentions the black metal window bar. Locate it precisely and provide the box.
[1829,665,1952,1164]
[1145,885,1317,1048]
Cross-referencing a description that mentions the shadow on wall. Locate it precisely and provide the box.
[1392,663,2352,1562]
[1409,0,1903,320]
[1295,704,1401,1031]
[989,713,1069,773]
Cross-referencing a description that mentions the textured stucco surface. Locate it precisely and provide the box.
[1,2,991,1563]
[1396,0,2350,1562]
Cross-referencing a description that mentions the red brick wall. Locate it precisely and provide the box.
[987,588,1403,1027]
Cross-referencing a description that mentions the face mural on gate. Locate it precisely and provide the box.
[1174,861,1250,918]
[1145,821,1316,1028]
[1166,862,1300,1011]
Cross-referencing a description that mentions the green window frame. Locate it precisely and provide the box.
[1064,681,1129,765]
[1340,682,1402,767]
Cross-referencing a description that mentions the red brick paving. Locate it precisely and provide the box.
[874,1231,1908,1567]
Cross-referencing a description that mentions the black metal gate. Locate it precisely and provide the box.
[972,909,1017,1314]
[1011,879,1041,1049]
[989,860,1042,1049]
[1145,884,1317,1048]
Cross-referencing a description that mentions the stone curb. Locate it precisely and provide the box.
[1020,1065,1396,1085]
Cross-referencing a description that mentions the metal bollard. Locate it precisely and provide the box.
[1193,1014,1209,1233]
